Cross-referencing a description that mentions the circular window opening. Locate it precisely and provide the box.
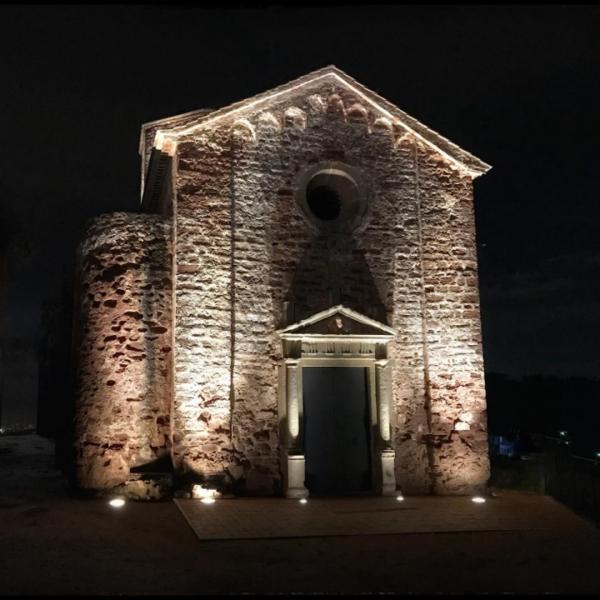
[306,183,342,221]
[304,169,362,230]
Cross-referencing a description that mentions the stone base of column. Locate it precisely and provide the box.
[285,454,309,499]
[380,448,397,496]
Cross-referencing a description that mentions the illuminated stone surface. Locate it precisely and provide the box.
[75,67,491,497]
[74,213,172,492]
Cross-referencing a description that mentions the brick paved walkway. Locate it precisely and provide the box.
[176,492,590,540]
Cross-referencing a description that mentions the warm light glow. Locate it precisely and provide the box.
[200,497,216,505]
[460,412,474,424]
[396,495,404,502]
[192,485,219,500]
[152,69,484,177]
[472,496,486,504]
[299,498,308,504]
[109,498,125,508]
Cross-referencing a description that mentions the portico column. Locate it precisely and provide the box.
[285,360,308,498]
[376,359,397,496]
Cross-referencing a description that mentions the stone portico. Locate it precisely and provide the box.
[278,305,397,498]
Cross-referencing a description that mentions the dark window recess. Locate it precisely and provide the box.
[142,148,172,215]
[306,184,342,221]
[302,169,363,232]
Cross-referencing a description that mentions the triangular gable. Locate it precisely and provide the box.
[278,305,396,340]
[147,65,491,178]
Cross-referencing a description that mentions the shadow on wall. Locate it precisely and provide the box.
[286,233,387,325]
[139,230,173,472]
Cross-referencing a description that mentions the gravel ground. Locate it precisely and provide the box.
[2,434,600,595]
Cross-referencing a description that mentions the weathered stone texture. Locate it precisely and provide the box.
[75,69,489,497]
[417,147,490,493]
[74,212,172,492]
[172,78,489,495]
[173,130,235,485]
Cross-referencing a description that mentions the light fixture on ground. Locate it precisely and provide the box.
[396,495,404,502]
[192,484,220,504]
[299,498,308,504]
[109,498,125,508]
[471,496,486,504]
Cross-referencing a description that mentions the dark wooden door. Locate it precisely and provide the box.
[303,367,371,494]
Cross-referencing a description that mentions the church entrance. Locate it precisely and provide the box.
[302,367,372,495]
[279,305,398,498]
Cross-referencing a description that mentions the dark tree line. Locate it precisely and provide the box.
[486,372,600,458]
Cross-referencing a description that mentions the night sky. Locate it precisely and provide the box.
[1,4,599,387]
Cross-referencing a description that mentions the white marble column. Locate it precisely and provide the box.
[376,360,392,444]
[376,359,397,495]
[286,361,301,448]
[286,454,308,499]
[380,448,397,496]
[285,360,308,498]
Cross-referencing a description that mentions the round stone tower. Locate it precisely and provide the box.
[73,212,173,498]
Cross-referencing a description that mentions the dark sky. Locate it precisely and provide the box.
[1,4,599,379]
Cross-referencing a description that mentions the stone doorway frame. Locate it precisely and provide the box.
[276,305,398,499]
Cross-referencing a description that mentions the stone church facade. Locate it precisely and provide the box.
[74,66,491,499]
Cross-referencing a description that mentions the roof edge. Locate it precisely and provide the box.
[148,65,492,177]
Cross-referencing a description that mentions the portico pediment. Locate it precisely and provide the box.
[278,304,396,343]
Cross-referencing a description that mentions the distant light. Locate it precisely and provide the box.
[396,495,404,502]
[472,496,486,504]
[109,498,125,508]
[595,451,600,458]
[559,430,568,437]
[299,498,308,504]
[200,497,216,505]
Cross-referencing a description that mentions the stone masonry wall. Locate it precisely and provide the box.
[172,80,489,495]
[172,130,235,487]
[418,147,490,493]
[74,212,173,491]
